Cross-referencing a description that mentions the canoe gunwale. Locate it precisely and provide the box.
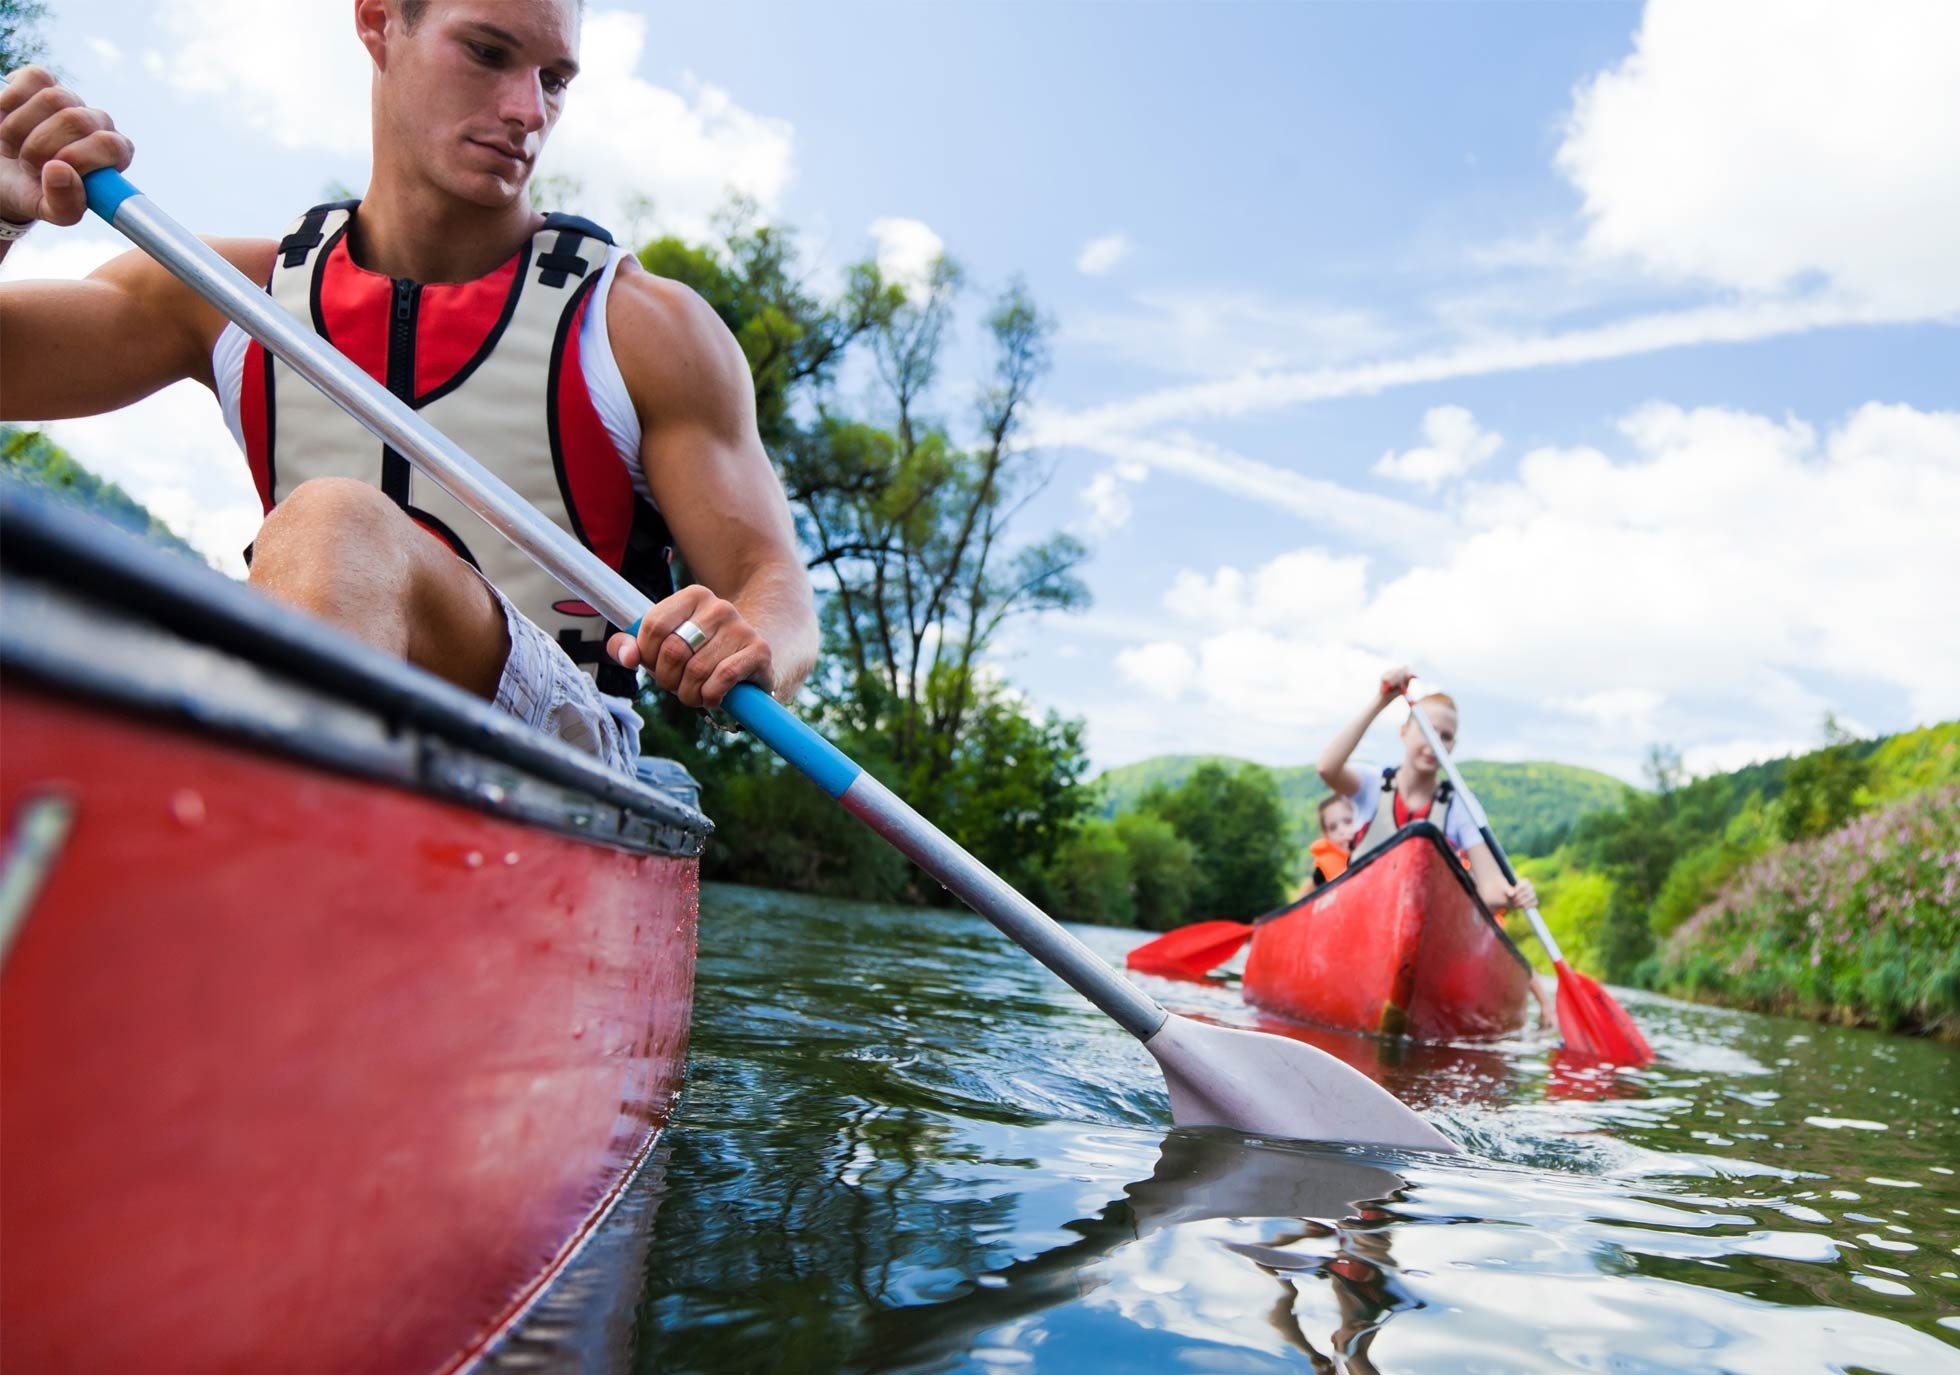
[0,482,709,857]
[1256,821,1532,976]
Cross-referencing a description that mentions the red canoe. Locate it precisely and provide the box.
[0,486,709,1374]
[1242,824,1532,1041]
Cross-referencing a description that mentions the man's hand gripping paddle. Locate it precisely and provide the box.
[84,168,1458,1151]
[1401,686,1655,1065]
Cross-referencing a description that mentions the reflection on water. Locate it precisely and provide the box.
[499,884,1960,1373]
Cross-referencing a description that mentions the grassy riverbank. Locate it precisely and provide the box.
[1653,786,1960,1038]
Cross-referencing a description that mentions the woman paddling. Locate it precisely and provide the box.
[1318,666,1556,1024]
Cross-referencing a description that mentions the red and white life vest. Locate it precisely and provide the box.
[236,200,673,696]
[1349,765,1457,862]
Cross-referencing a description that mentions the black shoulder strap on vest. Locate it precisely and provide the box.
[278,199,360,269]
[536,212,616,289]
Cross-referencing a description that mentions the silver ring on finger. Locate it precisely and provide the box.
[671,619,709,654]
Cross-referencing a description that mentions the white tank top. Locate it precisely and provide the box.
[212,244,649,500]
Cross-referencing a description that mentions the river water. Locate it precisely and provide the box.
[498,882,1960,1374]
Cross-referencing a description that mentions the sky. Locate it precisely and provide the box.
[7,0,1958,783]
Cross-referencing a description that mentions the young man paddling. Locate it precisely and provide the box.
[0,0,817,774]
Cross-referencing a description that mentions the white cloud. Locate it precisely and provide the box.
[1064,288,1397,381]
[1039,428,1452,558]
[867,216,944,300]
[1075,232,1130,276]
[0,226,127,283]
[1114,642,1197,701]
[1079,467,1136,534]
[158,0,371,157]
[1373,405,1501,491]
[149,3,795,238]
[1557,0,1960,311]
[1,230,263,574]
[1091,400,1960,773]
[1039,293,1909,443]
[1550,688,1665,733]
[84,37,125,68]
[544,14,795,238]
[43,383,262,577]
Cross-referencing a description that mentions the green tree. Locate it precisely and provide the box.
[1113,810,1202,932]
[2,426,204,560]
[2,0,49,73]
[1041,818,1134,926]
[1140,762,1290,921]
[628,208,1092,904]
[1778,713,1871,841]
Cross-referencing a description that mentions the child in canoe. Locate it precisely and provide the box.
[1318,665,1556,1024]
[1299,795,1357,896]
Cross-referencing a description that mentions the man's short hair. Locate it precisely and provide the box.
[1315,795,1349,832]
[401,0,583,30]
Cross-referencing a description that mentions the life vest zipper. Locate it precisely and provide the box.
[381,277,421,506]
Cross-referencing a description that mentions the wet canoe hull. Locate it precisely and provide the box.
[1242,825,1531,1042]
[0,485,709,1374]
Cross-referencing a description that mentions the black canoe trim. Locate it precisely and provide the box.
[0,482,710,858]
[1253,821,1531,973]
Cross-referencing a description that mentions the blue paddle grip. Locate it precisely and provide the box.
[82,167,140,223]
[623,619,859,799]
[722,683,860,798]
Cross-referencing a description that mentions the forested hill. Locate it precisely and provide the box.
[1094,754,1626,856]
[1,426,202,561]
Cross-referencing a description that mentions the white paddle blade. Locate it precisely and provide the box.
[1144,1013,1459,1153]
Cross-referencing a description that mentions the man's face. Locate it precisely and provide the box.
[373,0,581,208]
[1323,799,1357,849]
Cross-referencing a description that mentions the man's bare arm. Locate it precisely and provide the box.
[0,241,274,419]
[604,262,818,709]
[0,66,274,419]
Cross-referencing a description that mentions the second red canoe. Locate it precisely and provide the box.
[1242,824,1533,1042]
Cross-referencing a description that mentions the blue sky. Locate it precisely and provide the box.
[11,0,1958,781]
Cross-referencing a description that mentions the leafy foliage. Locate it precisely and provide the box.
[630,209,1091,906]
[1539,718,1958,1000]
[1,0,49,74]
[1094,753,1626,864]
[1137,762,1292,921]
[1,426,204,560]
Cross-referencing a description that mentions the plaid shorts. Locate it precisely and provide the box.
[485,579,642,776]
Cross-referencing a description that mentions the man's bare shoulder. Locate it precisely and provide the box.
[87,236,281,352]
[603,257,752,431]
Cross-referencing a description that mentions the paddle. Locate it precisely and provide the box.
[1400,689,1655,1065]
[84,169,1457,1153]
[1125,919,1253,978]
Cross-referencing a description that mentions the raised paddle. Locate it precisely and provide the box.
[84,169,1456,1153]
[1400,688,1655,1065]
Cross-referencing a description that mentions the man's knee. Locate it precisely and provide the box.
[255,477,410,562]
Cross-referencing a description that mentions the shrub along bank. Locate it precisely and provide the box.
[1654,785,1960,1038]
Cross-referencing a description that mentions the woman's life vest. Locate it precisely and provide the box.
[236,200,674,697]
[1348,765,1457,863]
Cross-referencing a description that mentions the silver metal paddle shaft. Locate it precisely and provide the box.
[1403,696,1569,964]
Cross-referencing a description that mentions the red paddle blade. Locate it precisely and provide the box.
[1126,920,1253,979]
[1553,960,1656,1065]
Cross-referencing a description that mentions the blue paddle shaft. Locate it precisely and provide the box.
[86,167,1170,1044]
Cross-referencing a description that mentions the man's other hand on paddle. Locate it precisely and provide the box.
[0,66,131,230]
[611,585,776,712]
